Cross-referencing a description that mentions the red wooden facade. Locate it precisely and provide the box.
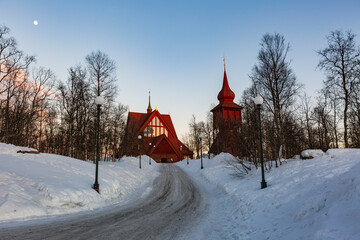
[123,95,193,163]
[209,65,242,156]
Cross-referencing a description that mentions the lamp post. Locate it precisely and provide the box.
[199,133,203,169]
[138,135,142,169]
[186,142,189,165]
[149,142,152,165]
[254,96,267,189]
[93,95,104,193]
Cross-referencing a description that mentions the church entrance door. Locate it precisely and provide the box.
[161,158,167,163]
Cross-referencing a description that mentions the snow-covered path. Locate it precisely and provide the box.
[177,171,243,240]
[0,164,203,240]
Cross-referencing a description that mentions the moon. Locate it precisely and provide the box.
[33,20,38,26]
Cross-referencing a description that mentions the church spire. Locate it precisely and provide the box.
[147,90,152,114]
[217,59,235,103]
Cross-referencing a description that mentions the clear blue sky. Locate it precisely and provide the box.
[1,0,360,138]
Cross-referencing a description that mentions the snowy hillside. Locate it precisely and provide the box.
[0,143,159,222]
[177,150,360,240]
[1,142,360,239]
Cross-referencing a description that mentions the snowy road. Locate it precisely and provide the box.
[0,164,203,240]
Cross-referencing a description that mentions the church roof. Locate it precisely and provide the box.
[217,66,235,103]
[143,134,192,156]
[211,101,242,112]
[127,110,177,139]
[212,65,242,112]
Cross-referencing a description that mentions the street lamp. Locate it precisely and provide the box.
[138,135,142,169]
[149,142,152,165]
[93,95,104,193]
[199,133,203,169]
[254,96,267,189]
[186,142,189,165]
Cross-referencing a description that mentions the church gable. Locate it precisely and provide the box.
[153,138,176,155]
[138,111,176,138]
[143,115,169,138]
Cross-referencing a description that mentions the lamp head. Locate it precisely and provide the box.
[95,96,105,105]
[253,96,264,105]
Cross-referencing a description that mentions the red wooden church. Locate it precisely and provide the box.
[122,93,193,163]
[209,62,242,156]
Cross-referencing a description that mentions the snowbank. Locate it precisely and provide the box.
[301,149,325,158]
[0,143,159,222]
[178,149,360,240]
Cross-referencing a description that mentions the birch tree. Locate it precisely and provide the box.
[317,30,360,148]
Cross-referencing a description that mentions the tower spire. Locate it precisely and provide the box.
[217,60,235,103]
[147,90,152,114]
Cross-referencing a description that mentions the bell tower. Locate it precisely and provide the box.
[210,60,242,156]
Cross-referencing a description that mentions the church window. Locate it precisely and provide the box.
[144,126,153,137]
[143,116,168,137]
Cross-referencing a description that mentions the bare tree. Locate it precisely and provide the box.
[57,65,92,158]
[312,104,331,151]
[317,30,360,148]
[85,50,117,100]
[322,88,341,148]
[43,108,58,153]
[237,86,261,167]
[0,25,35,143]
[188,115,204,158]
[85,51,118,162]
[99,102,126,161]
[203,112,213,158]
[28,67,56,151]
[348,75,360,147]
[300,93,314,149]
[250,33,303,159]
[0,25,35,94]
[109,103,127,161]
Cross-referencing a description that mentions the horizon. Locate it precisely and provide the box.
[1,0,360,137]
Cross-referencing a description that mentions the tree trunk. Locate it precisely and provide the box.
[344,93,349,148]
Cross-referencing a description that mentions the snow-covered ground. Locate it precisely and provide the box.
[0,143,159,222]
[301,149,325,158]
[177,150,360,240]
[1,142,360,239]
